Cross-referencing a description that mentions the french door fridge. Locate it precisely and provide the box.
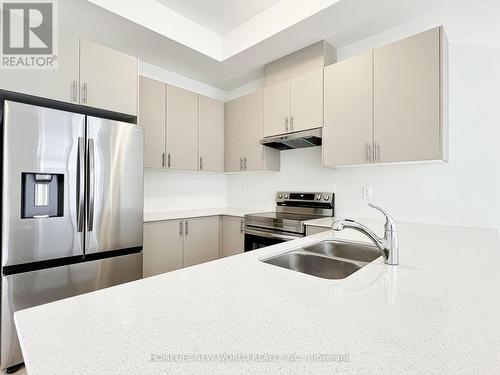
[1,101,144,371]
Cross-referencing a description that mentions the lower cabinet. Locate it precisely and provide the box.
[143,216,220,277]
[221,216,244,258]
[183,216,220,267]
[143,220,183,278]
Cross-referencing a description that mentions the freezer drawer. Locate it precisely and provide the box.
[85,117,144,254]
[2,101,86,267]
[1,253,142,370]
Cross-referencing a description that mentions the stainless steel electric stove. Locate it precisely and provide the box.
[244,192,334,251]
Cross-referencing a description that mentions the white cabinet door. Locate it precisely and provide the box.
[224,98,245,172]
[263,80,290,137]
[221,216,244,258]
[323,53,374,167]
[143,221,183,277]
[290,68,324,132]
[0,33,79,104]
[183,217,220,267]
[199,95,224,172]
[166,85,199,171]
[79,39,138,115]
[243,90,265,171]
[139,76,166,169]
[374,27,441,163]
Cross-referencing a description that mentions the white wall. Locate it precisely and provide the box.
[228,42,500,229]
[139,61,227,101]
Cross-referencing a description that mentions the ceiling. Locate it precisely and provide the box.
[154,0,280,35]
[59,0,500,91]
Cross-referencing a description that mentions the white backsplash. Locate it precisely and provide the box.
[144,170,227,212]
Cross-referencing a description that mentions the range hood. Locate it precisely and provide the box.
[260,128,322,150]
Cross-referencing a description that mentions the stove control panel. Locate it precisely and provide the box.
[275,192,334,204]
[275,192,335,216]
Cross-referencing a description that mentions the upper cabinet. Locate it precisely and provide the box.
[79,39,138,116]
[139,76,165,169]
[373,27,447,163]
[166,85,199,171]
[224,98,245,172]
[263,80,290,137]
[225,91,280,172]
[323,52,373,166]
[199,95,224,172]
[264,67,324,137]
[0,35,138,116]
[139,76,224,172]
[323,26,448,167]
[290,68,324,132]
[0,33,80,105]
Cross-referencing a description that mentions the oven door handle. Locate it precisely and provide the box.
[244,227,302,241]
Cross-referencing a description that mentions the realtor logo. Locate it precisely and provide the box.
[1,0,58,69]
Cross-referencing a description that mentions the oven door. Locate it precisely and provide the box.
[244,227,303,252]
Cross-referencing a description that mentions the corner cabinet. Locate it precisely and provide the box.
[323,26,448,167]
[225,91,280,172]
[139,76,224,172]
[264,67,323,137]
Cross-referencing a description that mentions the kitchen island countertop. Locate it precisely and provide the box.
[14,220,500,374]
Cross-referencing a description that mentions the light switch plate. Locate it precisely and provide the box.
[363,186,372,200]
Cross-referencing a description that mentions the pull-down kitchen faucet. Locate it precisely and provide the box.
[331,204,399,266]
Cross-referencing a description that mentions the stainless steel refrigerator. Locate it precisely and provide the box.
[1,101,144,371]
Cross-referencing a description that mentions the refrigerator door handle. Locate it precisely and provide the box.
[77,137,85,232]
[87,138,95,232]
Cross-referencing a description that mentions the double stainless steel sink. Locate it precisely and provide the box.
[261,240,381,279]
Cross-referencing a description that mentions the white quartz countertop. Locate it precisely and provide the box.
[15,221,500,374]
[144,207,269,222]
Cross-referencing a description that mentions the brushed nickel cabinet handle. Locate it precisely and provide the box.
[82,83,88,104]
[375,143,381,162]
[240,220,244,233]
[185,221,189,236]
[290,115,294,131]
[244,157,247,170]
[240,157,243,171]
[200,157,203,171]
[366,143,372,162]
[162,153,166,168]
[179,221,183,236]
[285,116,289,132]
[167,153,171,168]
[71,80,78,102]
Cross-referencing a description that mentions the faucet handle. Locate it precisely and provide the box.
[368,203,397,233]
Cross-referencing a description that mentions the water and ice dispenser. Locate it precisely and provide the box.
[21,173,64,219]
